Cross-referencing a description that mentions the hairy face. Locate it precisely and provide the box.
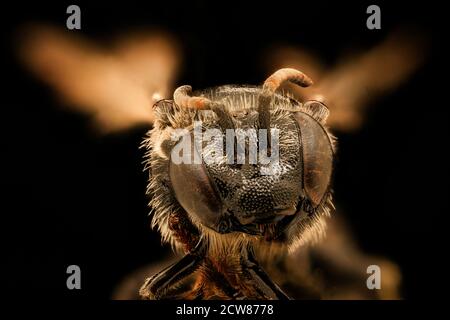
[146,84,335,251]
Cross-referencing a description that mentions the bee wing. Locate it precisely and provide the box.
[17,25,180,133]
[265,29,428,131]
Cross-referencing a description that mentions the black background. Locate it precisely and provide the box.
[1,0,447,300]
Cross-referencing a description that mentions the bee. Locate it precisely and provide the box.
[139,68,336,300]
[19,28,418,299]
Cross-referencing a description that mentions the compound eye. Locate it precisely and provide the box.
[169,132,223,229]
[293,111,333,208]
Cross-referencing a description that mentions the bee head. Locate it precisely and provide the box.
[146,69,336,251]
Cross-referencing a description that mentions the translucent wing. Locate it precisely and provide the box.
[17,25,180,132]
[264,29,428,131]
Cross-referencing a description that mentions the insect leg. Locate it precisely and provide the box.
[240,245,291,300]
[140,240,206,299]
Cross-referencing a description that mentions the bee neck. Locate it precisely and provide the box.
[203,231,248,268]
